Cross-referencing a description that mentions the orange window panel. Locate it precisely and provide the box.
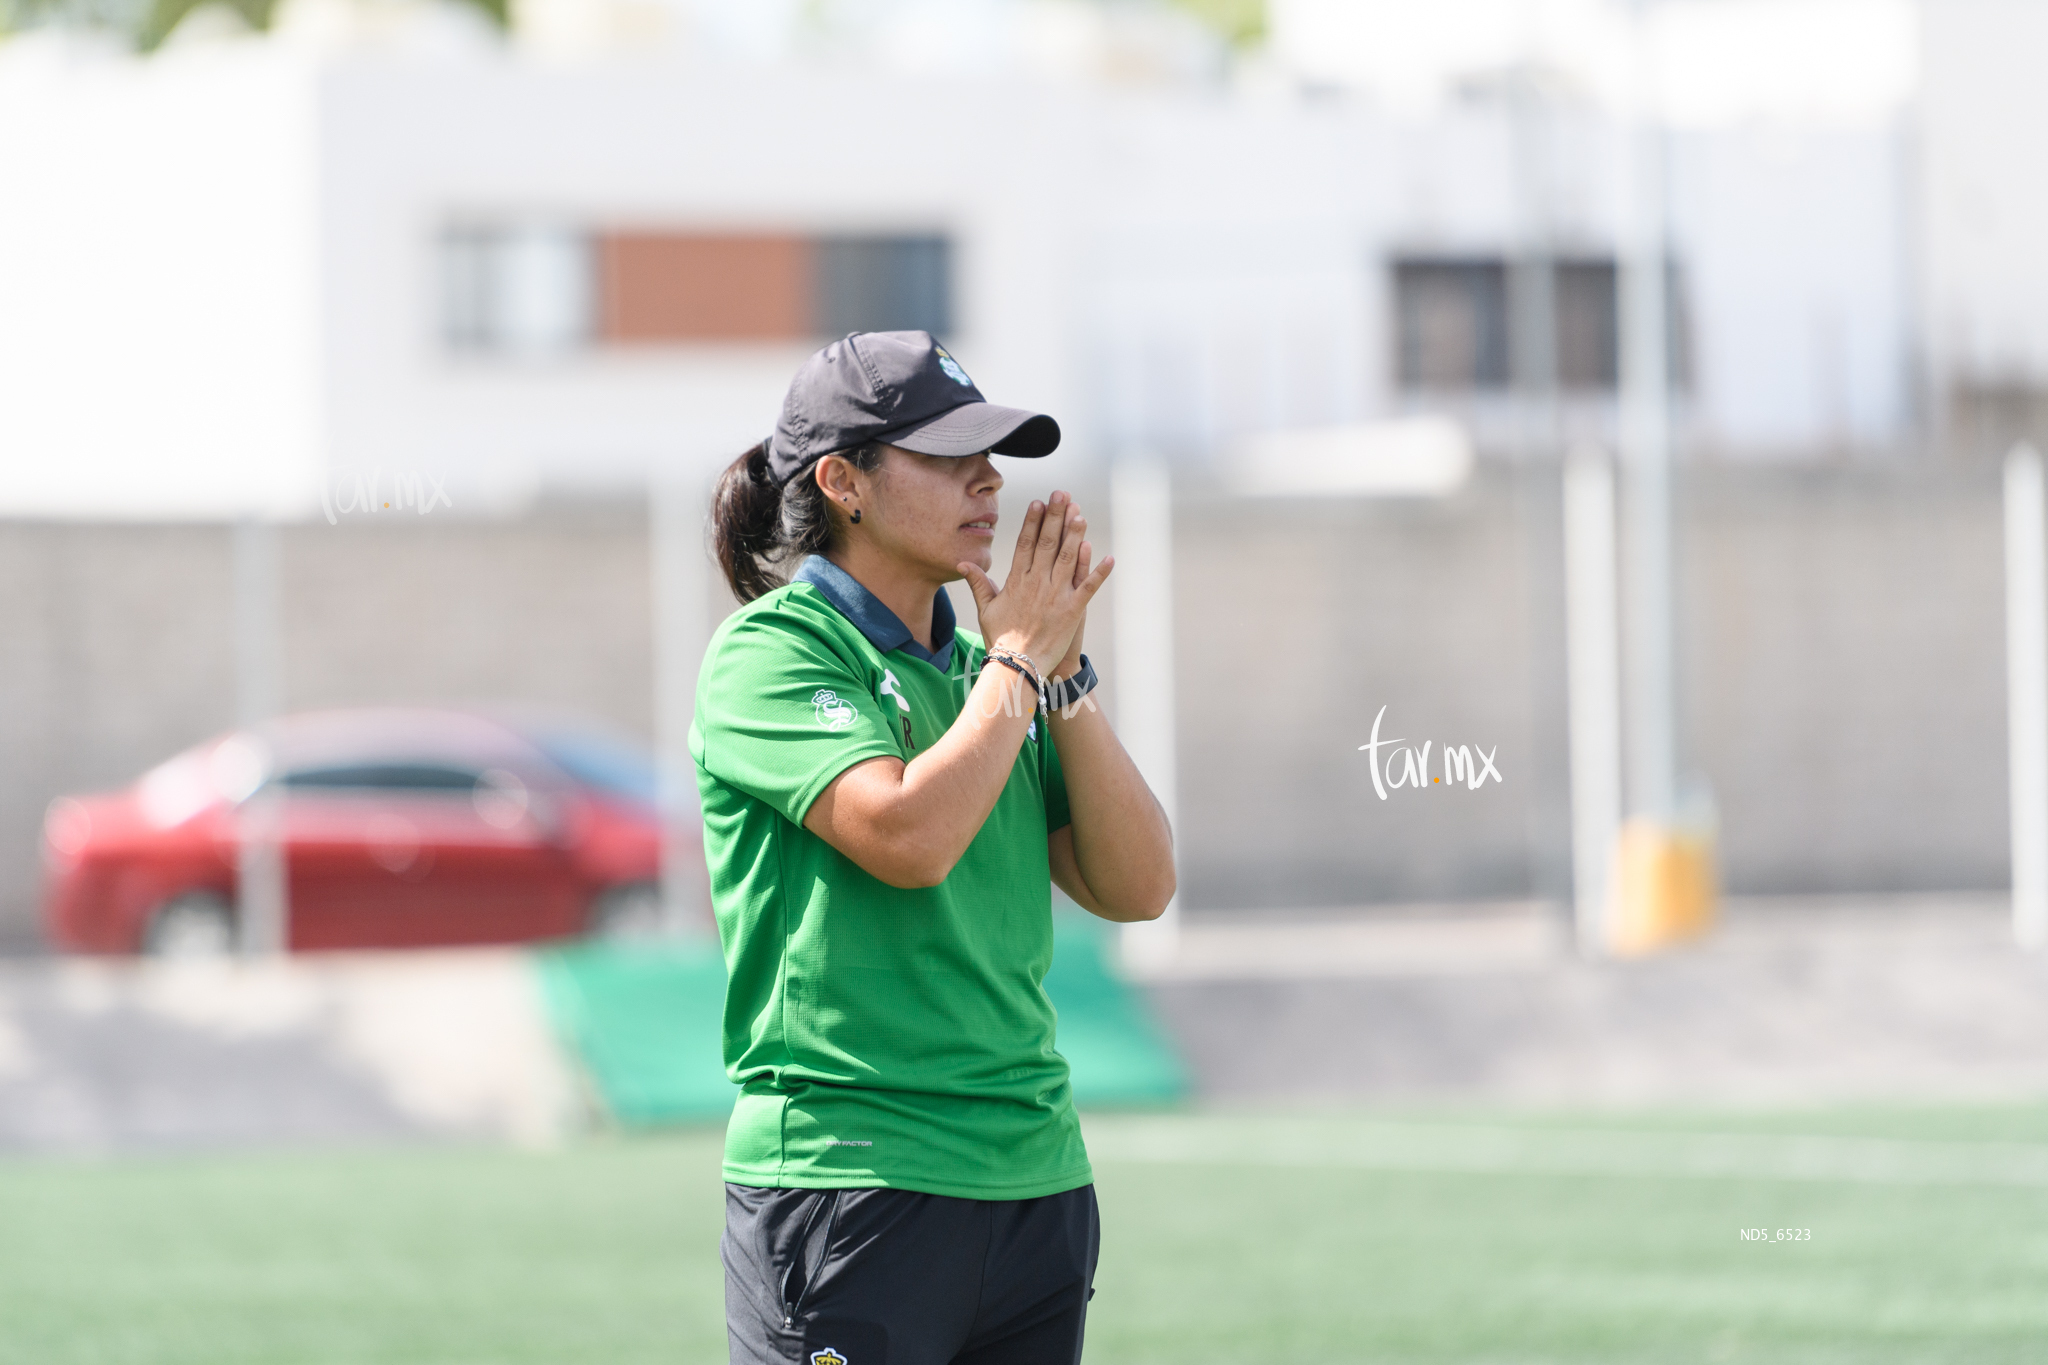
[597,233,815,342]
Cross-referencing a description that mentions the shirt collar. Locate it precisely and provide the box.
[792,554,957,671]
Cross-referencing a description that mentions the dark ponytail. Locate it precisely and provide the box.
[712,440,886,603]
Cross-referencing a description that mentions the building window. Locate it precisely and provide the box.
[1554,259,1618,390]
[815,236,952,338]
[1392,255,1684,393]
[442,225,953,353]
[441,225,594,355]
[1394,258,1511,390]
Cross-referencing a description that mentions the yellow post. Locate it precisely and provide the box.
[1607,817,1717,956]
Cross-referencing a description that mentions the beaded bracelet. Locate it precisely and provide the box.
[979,646,1047,716]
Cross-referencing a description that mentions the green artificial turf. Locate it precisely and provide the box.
[0,1132,730,1365]
[6,1105,2048,1365]
[1081,1106,2048,1364]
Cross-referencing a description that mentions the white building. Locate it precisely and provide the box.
[0,11,1923,521]
[1919,0,2048,452]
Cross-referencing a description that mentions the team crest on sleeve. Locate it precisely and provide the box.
[810,1351,847,1365]
[812,689,856,731]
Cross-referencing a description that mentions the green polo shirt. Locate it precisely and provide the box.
[689,554,1091,1200]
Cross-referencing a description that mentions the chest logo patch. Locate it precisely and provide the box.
[878,668,911,712]
[811,689,856,732]
[811,1351,847,1365]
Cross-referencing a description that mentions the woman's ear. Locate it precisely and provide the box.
[814,454,859,506]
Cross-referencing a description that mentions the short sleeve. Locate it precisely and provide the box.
[1042,721,1072,833]
[694,611,901,828]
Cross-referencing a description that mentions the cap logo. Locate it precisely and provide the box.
[934,345,972,387]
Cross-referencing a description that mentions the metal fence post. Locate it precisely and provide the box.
[1563,446,1624,956]
[653,468,714,938]
[232,516,287,954]
[2004,442,2048,950]
[1111,452,1180,970]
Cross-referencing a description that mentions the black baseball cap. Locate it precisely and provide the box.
[768,330,1061,484]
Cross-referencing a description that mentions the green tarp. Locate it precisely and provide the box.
[536,935,733,1125]
[536,914,1188,1126]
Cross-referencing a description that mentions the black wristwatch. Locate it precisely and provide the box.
[1047,654,1098,713]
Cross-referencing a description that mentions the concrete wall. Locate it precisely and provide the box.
[0,463,2009,948]
[1162,469,1564,910]
[1160,461,2007,910]
[1681,464,2005,893]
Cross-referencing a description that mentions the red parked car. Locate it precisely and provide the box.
[42,708,687,956]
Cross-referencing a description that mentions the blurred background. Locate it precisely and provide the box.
[6,1,2048,1361]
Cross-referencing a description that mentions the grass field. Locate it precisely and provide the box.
[6,1104,2048,1364]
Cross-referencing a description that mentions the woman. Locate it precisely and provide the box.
[693,330,1176,1365]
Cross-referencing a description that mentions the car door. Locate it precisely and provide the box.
[404,768,585,945]
[280,761,578,949]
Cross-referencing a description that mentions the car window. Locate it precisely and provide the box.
[523,730,658,806]
[281,763,484,792]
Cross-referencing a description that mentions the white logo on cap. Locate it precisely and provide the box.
[935,346,972,387]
